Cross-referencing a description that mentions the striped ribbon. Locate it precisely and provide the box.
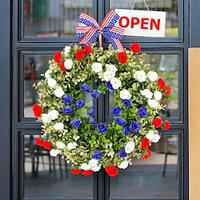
[76,10,124,50]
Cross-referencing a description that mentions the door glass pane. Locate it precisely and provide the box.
[23,134,93,198]
[24,0,93,37]
[110,134,179,199]
[23,54,93,118]
[109,54,179,120]
[110,0,178,37]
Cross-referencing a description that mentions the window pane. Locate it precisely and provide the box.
[109,54,179,120]
[24,54,93,118]
[24,0,93,37]
[110,0,178,37]
[110,134,179,199]
[23,134,93,198]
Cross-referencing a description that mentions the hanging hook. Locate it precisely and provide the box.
[131,0,150,11]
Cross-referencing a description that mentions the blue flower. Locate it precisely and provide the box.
[91,90,100,99]
[112,106,122,117]
[80,84,91,93]
[62,95,73,104]
[96,123,107,133]
[75,100,85,109]
[92,150,102,160]
[119,149,128,158]
[71,118,81,129]
[123,125,131,135]
[137,107,148,118]
[115,117,126,126]
[63,106,73,114]
[131,120,141,132]
[122,99,131,108]
[90,117,96,124]
[105,81,114,92]
[88,107,95,116]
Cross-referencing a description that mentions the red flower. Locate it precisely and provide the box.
[141,149,152,160]
[153,117,162,128]
[130,43,141,53]
[60,60,66,71]
[32,104,42,118]
[34,137,44,146]
[163,121,171,131]
[117,51,128,64]
[84,45,92,55]
[158,78,166,90]
[54,51,62,63]
[75,49,85,61]
[71,168,81,175]
[105,165,119,177]
[165,86,171,96]
[141,137,150,150]
[82,170,93,176]
[43,141,52,150]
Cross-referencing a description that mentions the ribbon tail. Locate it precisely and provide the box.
[80,27,99,45]
[106,37,124,50]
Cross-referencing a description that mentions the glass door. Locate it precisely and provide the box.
[11,0,188,200]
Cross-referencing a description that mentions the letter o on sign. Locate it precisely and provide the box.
[119,16,129,28]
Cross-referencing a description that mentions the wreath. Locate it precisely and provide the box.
[32,43,171,177]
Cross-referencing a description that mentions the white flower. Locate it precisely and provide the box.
[50,149,61,157]
[47,78,57,88]
[154,91,162,101]
[148,99,159,108]
[56,141,66,149]
[146,130,160,143]
[140,89,153,99]
[45,69,52,79]
[80,163,90,170]
[103,71,115,82]
[147,71,158,81]
[125,141,135,153]
[54,87,64,98]
[92,62,103,73]
[105,64,117,73]
[151,134,160,143]
[110,77,121,89]
[67,142,77,150]
[48,110,59,120]
[92,164,101,172]
[134,70,146,82]
[88,159,98,170]
[53,122,64,131]
[118,160,129,169]
[64,59,73,70]
[64,46,71,54]
[41,113,51,124]
[120,89,132,100]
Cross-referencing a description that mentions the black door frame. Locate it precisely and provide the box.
[0,0,191,199]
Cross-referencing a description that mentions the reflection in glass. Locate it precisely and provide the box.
[110,134,179,199]
[24,55,94,118]
[24,0,92,37]
[110,0,178,37]
[23,135,93,198]
[24,55,51,117]
[109,54,178,119]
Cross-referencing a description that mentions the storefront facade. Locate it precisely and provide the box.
[0,0,199,199]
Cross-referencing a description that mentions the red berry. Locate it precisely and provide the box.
[54,51,62,63]
[165,86,171,96]
[117,51,128,64]
[141,137,150,150]
[153,117,162,128]
[75,49,85,61]
[60,60,66,71]
[105,165,119,177]
[82,170,93,176]
[130,43,141,53]
[141,149,152,160]
[71,168,81,175]
[43,141,52,150]
[34,137,44,146]
[163,121,171,131]
[84,45,92,55]
[158,78,166,90]
[32,104,42,118]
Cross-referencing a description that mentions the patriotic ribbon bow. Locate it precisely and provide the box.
[76,10,124,50]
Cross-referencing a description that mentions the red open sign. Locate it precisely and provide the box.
[115,9,166,37]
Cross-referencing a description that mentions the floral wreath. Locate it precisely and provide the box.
[32,42,171,177]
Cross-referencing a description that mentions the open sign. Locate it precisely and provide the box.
[115,9,166,37]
